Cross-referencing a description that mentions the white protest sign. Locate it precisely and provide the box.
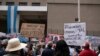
[64,23,86,46]
[86,36,100,50]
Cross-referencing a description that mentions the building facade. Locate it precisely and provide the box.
[0,0,47,34]
[0,0,47,6]
[47,0,100,36]
[0,0,100,36]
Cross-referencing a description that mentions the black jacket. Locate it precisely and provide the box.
[41,48,54,56]
[0,48,6,56]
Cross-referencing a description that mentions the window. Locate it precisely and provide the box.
[0,2,2,5]
[32,3,40,6]
[19,2,27,6]
[6,2,14,5]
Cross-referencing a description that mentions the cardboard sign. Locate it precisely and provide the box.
[20,23,45,38]
[64,23,86,46]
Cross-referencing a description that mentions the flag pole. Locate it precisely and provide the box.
[78,0,84,50]
[78,0,81,22]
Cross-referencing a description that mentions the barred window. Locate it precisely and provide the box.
[32,3,40,6]
[19,2,27,6]
[6,2,14,5]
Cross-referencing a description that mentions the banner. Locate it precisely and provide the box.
[46,34,64,43]
[86,36,100,50]
[64,22,86,46]
[20,23,45,38]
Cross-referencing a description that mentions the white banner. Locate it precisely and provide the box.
[64,22,86,46]
[86,36,100,50]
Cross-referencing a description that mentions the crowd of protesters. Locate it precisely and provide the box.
[0,33,100,56]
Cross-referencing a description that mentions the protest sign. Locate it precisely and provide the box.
[46,34,63,43]
[86,36,100,50]
[20,23,45,38]
[64,23,86,46]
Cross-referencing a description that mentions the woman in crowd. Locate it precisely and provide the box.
[54,40,70,56]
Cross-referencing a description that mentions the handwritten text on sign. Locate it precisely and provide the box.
[20,23,45,38]
[64,23,86,46]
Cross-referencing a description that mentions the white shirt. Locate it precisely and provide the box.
[98,54,100,56]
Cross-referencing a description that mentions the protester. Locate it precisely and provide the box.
[52,43,56,50]
[73,46,81,56]
[54,40,70,56]
[97,45,100,56]
[35,44,42,56]
[69,45,75,56]
[59,36,64,40]
[0,40,6,56]
[40,42,45,55]
[41,41,54,56]
[1,39,8,49]
[79,42,97,56]
[27,43,34,56]
[23,41,35,56]
[3,38,27,56]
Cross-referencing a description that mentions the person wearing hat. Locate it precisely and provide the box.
[3,38,27,56]
[79,42,97,56]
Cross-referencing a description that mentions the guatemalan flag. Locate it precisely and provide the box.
[7,6,18,33]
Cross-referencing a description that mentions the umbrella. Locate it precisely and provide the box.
[18,36,29,43]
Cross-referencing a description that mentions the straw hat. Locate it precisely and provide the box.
[5,38,27,52]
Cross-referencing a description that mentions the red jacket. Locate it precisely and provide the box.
[79,49,97,56]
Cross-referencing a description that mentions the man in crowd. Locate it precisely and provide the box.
[79,42,97,56]
[41,41,54,56]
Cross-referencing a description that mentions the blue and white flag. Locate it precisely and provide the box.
[7,6,18,33]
